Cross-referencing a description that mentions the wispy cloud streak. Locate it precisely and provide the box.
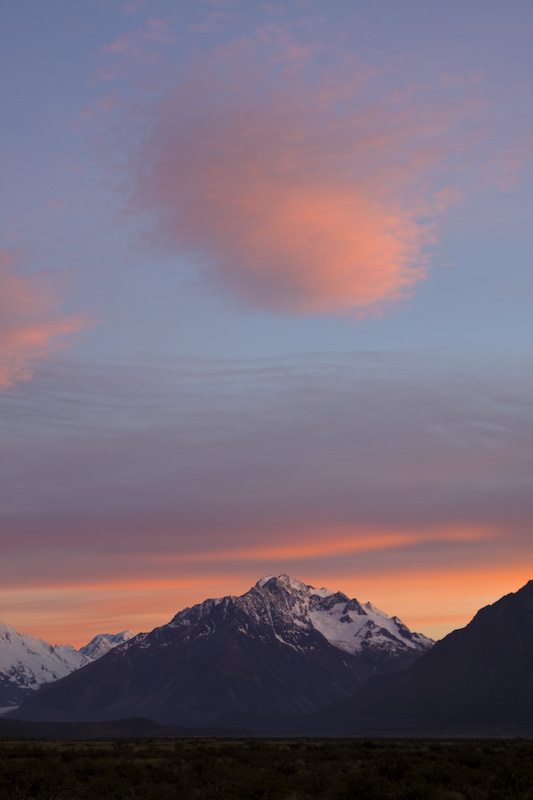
[2,352,530,552]
[96,17,177,81]
[0,252,93,390]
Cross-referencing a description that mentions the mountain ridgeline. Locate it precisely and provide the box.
[10,576,533,734]
[330,579,533,727]
[14,575,432,726]
[0,625,133,708]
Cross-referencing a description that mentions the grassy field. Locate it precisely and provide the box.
[0,737,532,799]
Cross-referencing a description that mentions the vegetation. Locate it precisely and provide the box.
[0,737,531,799]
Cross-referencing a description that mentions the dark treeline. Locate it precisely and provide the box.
[1,737,532,799]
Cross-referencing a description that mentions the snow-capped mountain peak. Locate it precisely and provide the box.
[255,575,433,657]
[256,574,334,598]
[170,574,433,664]
[0,622,136,708]
[79,630,134,659]
[0,621,90,708]
[14,575,435,726]
[256,575,274,588]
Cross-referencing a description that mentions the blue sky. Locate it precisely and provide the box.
[0,0,531,646]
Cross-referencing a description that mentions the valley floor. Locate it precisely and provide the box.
[1,737,532,799]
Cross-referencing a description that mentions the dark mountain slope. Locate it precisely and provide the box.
[332,580,533,725]
[15,575,431,726]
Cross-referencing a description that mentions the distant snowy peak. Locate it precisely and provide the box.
[0,622,136,707]
[0,621,90,707]
[171,574,434,661]
[79,630,134,659]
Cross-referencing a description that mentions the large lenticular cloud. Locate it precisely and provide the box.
[127,43,467,315]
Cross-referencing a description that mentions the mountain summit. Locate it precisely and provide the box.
[170,574,433,667]
[79,631,134,660]
[15,575,432,726]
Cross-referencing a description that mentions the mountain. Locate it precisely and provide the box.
[79,631,134,659]
[330,580,533,726]
[0,622,90,708]
[14,575,433,726]
[0,623,134,708]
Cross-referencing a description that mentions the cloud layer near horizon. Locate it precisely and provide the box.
[1,351,531,644]
[122,41,471,315]
[2,352,530,564]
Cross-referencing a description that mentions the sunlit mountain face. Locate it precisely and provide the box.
[14,576,433,726]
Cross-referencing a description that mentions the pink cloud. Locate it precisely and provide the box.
[439,71,482,90]
[191,11,227,35]
[125,45,473,315]
[256,22,315,61]
[103,18,174,54]
[122,0,143,16]
[432,187,463,214]
[70,94,118,132]
[96,17,177,81]
[489,138,532,190]
[98,92,118,111]
[0,252,94,390]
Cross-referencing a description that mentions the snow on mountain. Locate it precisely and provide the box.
[79,631,134,659]
[161,573,433,675]
[14,575,434,726]
[170,574,432,661]
[0,622,90,707]
[265,575,434,658]
[0,623,135,708]
[308,594,433,657]
[255,575,333,597]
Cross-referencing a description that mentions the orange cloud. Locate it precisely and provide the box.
[0,525,498,645]
[326,565,533,641]
[2,563,529,648]
[138,524,491,565]
[0,574,243,647]
[127,44,473,315]
[0,251,93,390]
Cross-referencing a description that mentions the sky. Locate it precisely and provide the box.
[1,0,532,648]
